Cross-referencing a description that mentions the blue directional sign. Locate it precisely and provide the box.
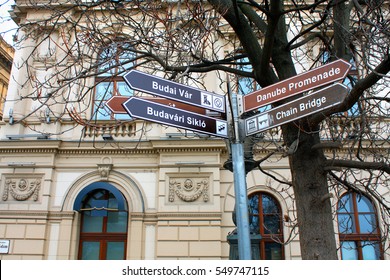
[123,97,228,138]
[123,70,226,113]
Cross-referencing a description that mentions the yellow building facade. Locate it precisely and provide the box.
[0,1,388,260]
[0,36,14,120]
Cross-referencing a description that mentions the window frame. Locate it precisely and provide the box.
[248,192,285,260]
[337,192,383,260]
[92,41,136,121]
[77,188,128,260]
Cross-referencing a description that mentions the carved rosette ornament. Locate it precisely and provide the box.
[2,178,41,201]
[169,178,209,203]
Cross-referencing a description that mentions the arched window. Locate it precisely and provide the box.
[75,185,128,260]
[93,41,135,121]
[337,192,383,260]
[248,192,284,260]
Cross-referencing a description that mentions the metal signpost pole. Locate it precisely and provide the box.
[230,93,252,260]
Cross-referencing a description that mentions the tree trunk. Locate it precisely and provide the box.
[283,124,338,260]
[208,0,340,259]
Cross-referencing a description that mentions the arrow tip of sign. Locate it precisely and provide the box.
[338,58,353,70]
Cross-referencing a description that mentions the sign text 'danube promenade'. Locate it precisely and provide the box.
[243,59,351,112]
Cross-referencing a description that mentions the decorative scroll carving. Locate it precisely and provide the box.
[169,178,209,203]
[2,178,41,201]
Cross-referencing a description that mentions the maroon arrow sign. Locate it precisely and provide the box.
[105,96,207,115]
[243,59,351,112]
[245,83,349,136]
[123,97,229,138]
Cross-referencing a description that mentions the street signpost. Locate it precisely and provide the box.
[122,96,228,138]
[105,95,206,115]
[245,83,349,136]
[117,66,350,260]
[243,59,351,112]
[123,70,226,113]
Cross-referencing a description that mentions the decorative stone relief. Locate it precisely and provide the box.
[2,176,41,202]
[168,177,209,203]
[97,157,113,180]
[97,164,113,180]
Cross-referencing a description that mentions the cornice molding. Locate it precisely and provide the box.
[0,148,59,154]
[156,212,222,220]
[0,139,386,156]
[0,139,228,155]
[0,210,75,219]
[0,210,221,223]
[155,147,225,153]
[126,211,222,221]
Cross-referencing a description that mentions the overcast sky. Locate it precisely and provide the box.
[0,0,17,45]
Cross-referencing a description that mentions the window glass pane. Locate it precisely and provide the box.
[99,46,119,76]
[356,195,374,212]
[107,211,128,233]
[108,193,118,209]
[91,199,109,217]
[238,77,252,95]
[320,50,331,64]
[249,194,259,212]
[338,194,353,213]
[118,51,135,72]
[343,76,356,89]
[341,241,358,260]
[237,57,258,95]
[338,193,382,260]
[81,241,100,260]
[94,41,136,120]
[93,101,111,120]
[358,214,377,233]
[338,213,355,234]
[263,214,280,234]
[249,195,260,234]
[94,82,113,120]
[98,42,135,76]
[362,241,380,260]
[115,113,132,120]
[249,215,260,234]
[106,242,125,260]
[117,81,133,96]
[95,82,113,100]
[262,195,279,214]
[264,242,283,260]
[82,213,104,232]
[257,104,271,113]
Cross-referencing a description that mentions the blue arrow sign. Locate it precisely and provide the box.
[123,97,228,138]
[123,70,226,113]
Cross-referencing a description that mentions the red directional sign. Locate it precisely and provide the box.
[123,70,226,113]
[245,83,349,136]
[243,59,351,112]
[105,96,206,115]
[123,97,229,138]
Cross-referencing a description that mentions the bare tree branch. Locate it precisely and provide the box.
[325,159,390,175]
